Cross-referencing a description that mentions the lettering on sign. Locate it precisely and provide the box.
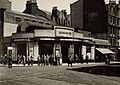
[59,31,71,35]
[56,29,73,37]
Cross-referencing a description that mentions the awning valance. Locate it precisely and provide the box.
[96,48,115,54]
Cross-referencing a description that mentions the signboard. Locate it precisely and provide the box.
[56,29,73,38]
[7,47,13,50]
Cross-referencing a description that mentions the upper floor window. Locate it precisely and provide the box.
[24,19,29,21]
[45,23,50,25]
[113,17,116,25]
[116,19,119,26]
[15,17,21,22]
[32,20,37,23]
[39,21,44,24]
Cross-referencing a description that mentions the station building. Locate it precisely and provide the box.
[0,0,115,63]
[11,21,111,63]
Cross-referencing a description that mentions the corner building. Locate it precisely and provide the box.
[11,21,110,63]
[0,0,114,64]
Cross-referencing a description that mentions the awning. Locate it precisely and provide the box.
[96,48,115,54]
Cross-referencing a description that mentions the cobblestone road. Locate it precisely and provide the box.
[0,63,120,85]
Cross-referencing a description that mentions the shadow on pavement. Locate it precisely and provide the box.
[67,63,120,77]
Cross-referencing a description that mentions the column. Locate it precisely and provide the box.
[91,45,95,61]
[12,43,17,61]
[82,45,86,60]
[53,43,61,65]
[34,42,39,61]
[68,44,74,59]
[28,42,34,58]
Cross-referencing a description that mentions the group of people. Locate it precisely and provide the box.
[37,54,61,66]
[67,54,89,67]
[2,54,12,68]
[17,55,34,66]
[1,53,90,68]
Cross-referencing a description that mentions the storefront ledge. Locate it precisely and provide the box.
[12,33,34,39]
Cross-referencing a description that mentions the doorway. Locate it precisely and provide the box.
[17,43,27,56]
[61,44,69,63]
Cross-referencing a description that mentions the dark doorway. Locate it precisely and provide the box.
[61,44,69,63]
[17,43,27,56]
[39,43,53,55]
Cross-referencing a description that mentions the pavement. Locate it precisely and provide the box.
[0,62,120,85]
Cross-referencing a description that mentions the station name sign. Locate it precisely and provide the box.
[56,28,73,37]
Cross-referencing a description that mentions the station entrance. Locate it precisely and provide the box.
[39,42,54,56]
[17,43,27,56]
[61,44,69,63]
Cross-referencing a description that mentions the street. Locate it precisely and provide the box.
[0,63,120,85]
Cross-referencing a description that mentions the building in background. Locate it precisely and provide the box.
[70,0,108,39]
[107,0,120,60]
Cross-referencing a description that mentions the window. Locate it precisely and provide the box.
[15,17,21,22]
[39,21,44,24]
[117,19,119,26]
[24,19,29,21]
[45,23,50,25]
[32,20,37,22]
[109,16,112,23]
[113,17,116,25]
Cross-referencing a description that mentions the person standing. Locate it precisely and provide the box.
[8,56,12,68]
[86,55,89,64]
[23,55,26,66]
[75,54,78,63]
[44,54,46,66]
[80,55,83,64]
[68,55,73,67]
[30,55,34,66]
[37,55,41,66]
[3,54,7,65]
[27,56,30,66]
[17,55,21,64]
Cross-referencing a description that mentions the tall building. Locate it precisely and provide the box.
[70,0,108,39]
[107,0,120,60]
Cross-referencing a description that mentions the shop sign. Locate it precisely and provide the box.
[56,29,73,37]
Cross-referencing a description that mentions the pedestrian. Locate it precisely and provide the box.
[80,55,83,64]
[41,55,44,65]
[46,54,49,65]
[17,55,20,64]
[75,54,78,63]
[30,55,34,66]
[8,56,12,68]
[37,55,41,66]
[49,55,53,65]
[23,55,26,66]
[27,56,30,66]
[3,54,7,65]
[68,55,73,67]
[20,55,22,64]
[86,55,89,64]
[44,54,46,66]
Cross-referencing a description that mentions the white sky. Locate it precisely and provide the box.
[11,0,78,14]
[10,0,119,14]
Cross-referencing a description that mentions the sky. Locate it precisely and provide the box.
[10,0,119,14]
[10,0,78,14]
